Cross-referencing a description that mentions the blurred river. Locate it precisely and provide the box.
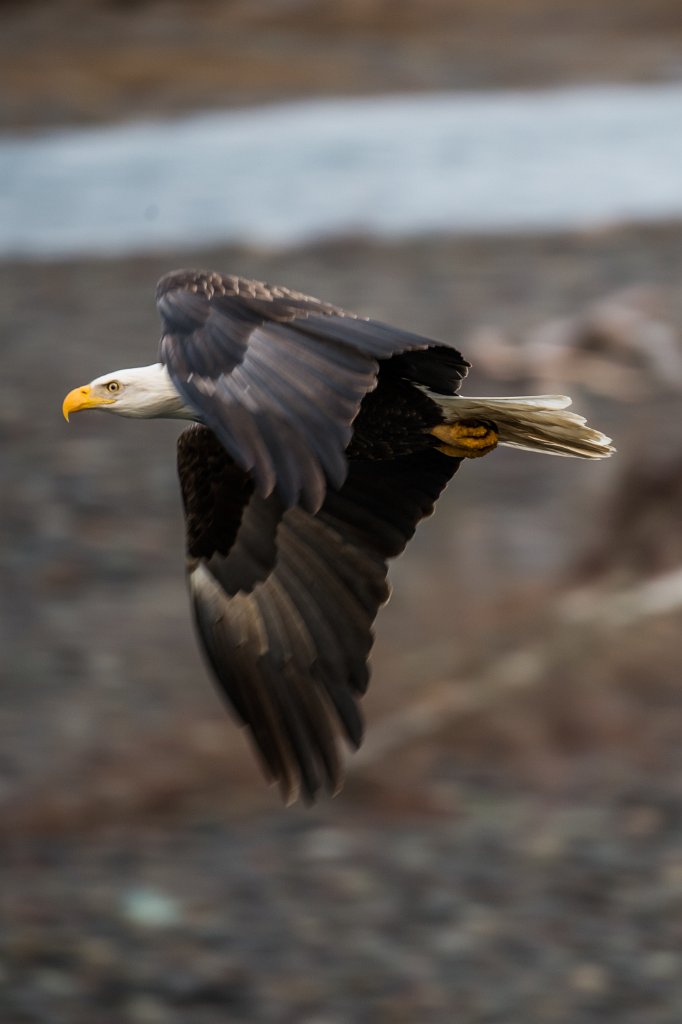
[2,83,682,259]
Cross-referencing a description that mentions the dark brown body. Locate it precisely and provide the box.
[161,271,474,801]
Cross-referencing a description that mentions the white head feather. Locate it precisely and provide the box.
[84,363,195,420]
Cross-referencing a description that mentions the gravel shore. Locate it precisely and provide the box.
[3,788,682,1024]
[2,224,682,1022]
[3,0,682,130]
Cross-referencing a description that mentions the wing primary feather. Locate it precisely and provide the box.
[169,288,473,803]
[160,274,468,508]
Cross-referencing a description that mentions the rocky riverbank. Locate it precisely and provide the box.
[2,222,682,1021]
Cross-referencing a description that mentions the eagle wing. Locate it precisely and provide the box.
[177,424,460,804]
[158,270,468,511]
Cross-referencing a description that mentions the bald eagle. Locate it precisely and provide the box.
[63,270,613,803]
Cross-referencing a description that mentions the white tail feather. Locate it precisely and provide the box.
[431,393,614,459]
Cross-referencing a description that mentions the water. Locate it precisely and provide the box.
[2,84,682,259]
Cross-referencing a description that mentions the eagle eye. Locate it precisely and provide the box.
[106,381,121,393]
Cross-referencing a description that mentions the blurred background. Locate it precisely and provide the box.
[2,1,682,1021]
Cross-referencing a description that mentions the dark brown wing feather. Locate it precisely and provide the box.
[159,270,468,511]
[177,423,460,803]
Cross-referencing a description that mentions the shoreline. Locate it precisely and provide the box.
[3,0,682,131]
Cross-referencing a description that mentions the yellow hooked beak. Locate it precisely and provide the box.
[62,385,115,421]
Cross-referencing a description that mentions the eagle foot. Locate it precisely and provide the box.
[431,419,499,459]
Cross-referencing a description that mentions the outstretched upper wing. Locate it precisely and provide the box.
[177,424,461,804]
[159,270,468,511]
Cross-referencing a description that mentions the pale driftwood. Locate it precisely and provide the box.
[353,567,682,772]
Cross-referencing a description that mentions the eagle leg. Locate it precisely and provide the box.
[430,418,499,459]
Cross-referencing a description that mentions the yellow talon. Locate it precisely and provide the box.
[431,419,499,459]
